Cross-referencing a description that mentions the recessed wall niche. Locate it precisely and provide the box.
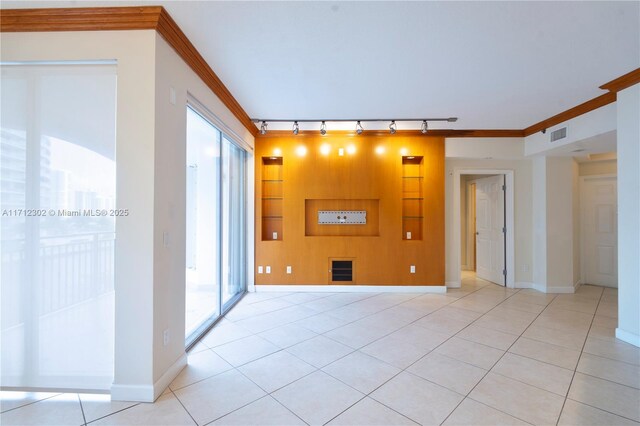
[261,157,283,241]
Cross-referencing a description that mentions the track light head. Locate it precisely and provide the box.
[389,120,397,135]
[421,120,428,134]
[293,121,299,135]
[260,121,268,135]
[356,121,364,135]
[320,121,327,136]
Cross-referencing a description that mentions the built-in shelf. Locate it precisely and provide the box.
[262,157,283,241]
[402,156,424,240]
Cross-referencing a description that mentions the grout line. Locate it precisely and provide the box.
[555,287,605,426]
[77,394,87,426]
[562,397,640,423]
[83,402,141,425]
[169,388,199,426]
[0,392,63,414]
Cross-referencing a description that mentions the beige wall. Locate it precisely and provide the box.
[579,159,617,176]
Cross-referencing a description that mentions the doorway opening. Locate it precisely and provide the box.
[453,169,515,288]
[460,174,506,286]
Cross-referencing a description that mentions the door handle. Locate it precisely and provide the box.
[476,232,480,235]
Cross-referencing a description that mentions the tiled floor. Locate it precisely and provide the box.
[2,274,639,425]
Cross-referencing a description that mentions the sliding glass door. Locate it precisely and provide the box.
[185,106,247,346]
[222,137,246,308]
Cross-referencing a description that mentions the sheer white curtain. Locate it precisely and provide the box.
[0,63,117,390]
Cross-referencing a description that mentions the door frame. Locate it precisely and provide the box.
[452,168,515,288]
[579,174,617,287]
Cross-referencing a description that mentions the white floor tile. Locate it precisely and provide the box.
[286,335,353,368]
[272,371,364,425]
[322,351,401,394]
[238,351,315,392]
[0,394,84,426]
[327,397,418,425]
[370,371,464,425]
[212,335,280,367]
[211,395,305,425]
[173,369,266,425]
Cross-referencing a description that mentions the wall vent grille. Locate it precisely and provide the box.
[550,127,567,142]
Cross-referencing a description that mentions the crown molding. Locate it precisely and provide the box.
[599,68,640,93]
[0,6,258,136]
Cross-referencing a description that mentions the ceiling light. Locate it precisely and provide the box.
[273,148,282,156]
[356,121,364,135]
[295,145,307,157]
[389,121,397,134]
[421,120,428,134]
[320,144,331,156]
[293,121,299,135]
[375,146,385,155]
[346,144,356,155]
[260,121,268,135]
[320,121,327,136]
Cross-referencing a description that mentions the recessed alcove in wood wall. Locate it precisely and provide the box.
[255,133,444,285]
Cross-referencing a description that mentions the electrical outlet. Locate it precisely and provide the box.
[266,266,271,274]
[522,264,529,272]
[410,265,416,273]
[169,87,176,105]
[286,266,292,274]
[272,231,278,240]
[258,266,263,274]
[163,329,170,346]
[163,232,170,248]
[406,231,412,240]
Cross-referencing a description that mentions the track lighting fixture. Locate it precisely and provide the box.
[252,118,457,134]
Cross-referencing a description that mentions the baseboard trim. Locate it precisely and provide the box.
[615,328,640,348]
[153,352,188,400]
[255,285,447,294]
[445,281,461,288]
[111,384,155,403]
[111,352,187,402]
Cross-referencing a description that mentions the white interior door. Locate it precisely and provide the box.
[581,176,617,287]
[475,175,505,285]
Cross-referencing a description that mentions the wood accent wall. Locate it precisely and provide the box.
[255,134,445,286]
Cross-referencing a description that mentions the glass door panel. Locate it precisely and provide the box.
[185,107,220,342]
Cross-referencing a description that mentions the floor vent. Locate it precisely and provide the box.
[550,127,567,142]
[331,260,353,282]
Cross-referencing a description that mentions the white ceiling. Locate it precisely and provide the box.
[4,1,640,130]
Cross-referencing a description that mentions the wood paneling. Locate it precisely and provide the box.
[255,134,445,286]
[0,6,258,136]
[599,68,640,93]
[523,92,617,137]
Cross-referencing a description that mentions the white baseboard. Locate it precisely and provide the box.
[111,352,187,402]
[111,384,155,402]
[574,278,583,292]
[445,281,461,288]
[615,328,640,347]
[515,281,533,289]
[255,285,447,294]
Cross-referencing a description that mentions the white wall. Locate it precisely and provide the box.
[616,84,640,347]
[152,33,255,389]
[0,30,256,401]
[531,156,581,292]
[525,103,617,156]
